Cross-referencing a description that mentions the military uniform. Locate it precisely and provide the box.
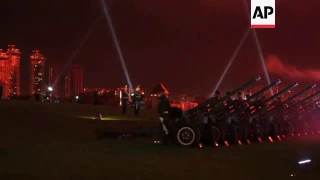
[121,85,129,114]
[131,85,144,115]
[158,93,171,145]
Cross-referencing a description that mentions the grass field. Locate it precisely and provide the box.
[1,100,319,179]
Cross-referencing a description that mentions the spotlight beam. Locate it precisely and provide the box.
[100,0,133,90]
[211,28,251,97]
[243,0,272,90]
[53,14,102,87]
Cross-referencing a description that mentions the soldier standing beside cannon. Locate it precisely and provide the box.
[158,89,171,145]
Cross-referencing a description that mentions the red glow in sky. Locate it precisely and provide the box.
[266,55,320,81]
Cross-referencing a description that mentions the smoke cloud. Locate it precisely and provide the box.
[266,55,320,81]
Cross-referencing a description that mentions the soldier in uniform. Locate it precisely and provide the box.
[274,97,285,135]
[121,85,129,114]
[214,90,221,101]
[226,91,233,108]
[131,85,144,115]
[158,89,171,145]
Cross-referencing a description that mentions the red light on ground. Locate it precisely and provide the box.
[258,138,262,143]
[247,139,251,144]
[277,135,281,141]
[199,143,203,148]
[238,140,242,145]
[224,141,229,147]
[292,133,295,136]
[298,133,301,136]
[215,142,219,147]
[282,135,286,138]
[268,136,273,143]
[305,132,308,135]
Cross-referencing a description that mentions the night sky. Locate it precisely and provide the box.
[1,0,319,96]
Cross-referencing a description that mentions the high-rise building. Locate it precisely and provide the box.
[0,49,12,97]
[48,65,63,96]
[7,45,21,96]
[30,50,46,95]
[48,64,83,98]
[66,65,84,97]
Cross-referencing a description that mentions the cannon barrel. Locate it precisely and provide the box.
[282,84,316,104]
[312,97,320,104]
[249,84,299,116]
[262,82,298,104]
[297,90,320,105]
[247,79,281,101]
[283,87,318,116]
[187,76,261,115]
[227,80,282,116]
[288,96,320,118]
[224,76,261,101]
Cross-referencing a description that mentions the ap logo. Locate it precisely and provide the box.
[251,0,275,28]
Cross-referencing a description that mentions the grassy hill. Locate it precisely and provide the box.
[1,100,319,179]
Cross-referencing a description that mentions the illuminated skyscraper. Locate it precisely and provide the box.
[29,50,46,95]
[66,65,84,97]
[0,49,12,97]
[7,45,21,96]
[48,65,63,96]
[48,64,83,98]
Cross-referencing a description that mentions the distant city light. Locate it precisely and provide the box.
[76,96,79,99]
[48,87,53,91]
[0,45,21,97]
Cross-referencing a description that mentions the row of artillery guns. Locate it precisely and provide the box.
[170,76,320,146]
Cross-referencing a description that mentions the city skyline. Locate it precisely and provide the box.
[0,45,85,97]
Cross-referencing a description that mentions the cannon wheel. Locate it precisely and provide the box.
[232,125,242,142]
[269,123,278,137]
[211,126,221,142]
[255,124,264,139]
[176,126,200,146]
[284,122,295,135]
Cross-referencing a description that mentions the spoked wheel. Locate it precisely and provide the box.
[176,126,199,146]
[284,122,295,135]
[255,124,264,139]
[211,126,221,142]
[269,123,279,137]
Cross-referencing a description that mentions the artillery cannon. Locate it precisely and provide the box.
[208,79,282,144]
[264,84,317,137]
[284,90,320,135]
[186,76,261,121]
[173,76,261,146]
[239,82,299,141]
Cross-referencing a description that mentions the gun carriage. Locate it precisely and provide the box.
[283,90,320,135]
[172,76,262,146]
[265,85,317,137]
[167,74,320,147]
